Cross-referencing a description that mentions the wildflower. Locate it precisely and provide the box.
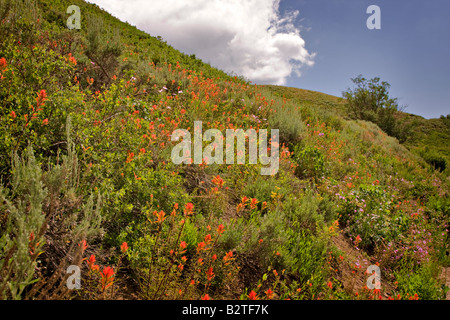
[68,53,77,65]
[87,254,96,269]
[223,251,233,262]
[180,241,187,250]
[212,175,224,188]
[156,210,166,223]
[258,239,263,244]
[42,118,48,125]
[201,294,211,300]
[204,234,212,243]
[120,242,128,253]
[178,264,184,271]
[101,266,115,290]
[248,290,258,300]
[36,90,47,107]
[265,288,274,299]
[126,152,134,163]
[79,240,88,251]
[212,254,217,261]
[197,242,206,252]
[198,258,204,265]
[250,198,258,209]
[0,57,6,68]
[184,202,194,216]
[217,224,225,235]
[181,256,187,262]
[327,281,333,289]
[206,267,215,281]
[262,201,268,210]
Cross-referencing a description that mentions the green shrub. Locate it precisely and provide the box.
[292,144,326,181]
[394,262,447,300]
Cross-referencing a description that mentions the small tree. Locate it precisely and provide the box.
[343,75,411,143]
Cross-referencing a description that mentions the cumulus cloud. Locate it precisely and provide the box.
[87,0,315,85]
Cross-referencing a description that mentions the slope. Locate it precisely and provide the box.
[0,0,448,301]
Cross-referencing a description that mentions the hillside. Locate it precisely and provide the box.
[0,0,449,301]
[263,85,450,175]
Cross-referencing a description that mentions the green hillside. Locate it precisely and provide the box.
[0,0,448,300]
[263,85,450,174]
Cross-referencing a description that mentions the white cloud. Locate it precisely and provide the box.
[87,0,315,85]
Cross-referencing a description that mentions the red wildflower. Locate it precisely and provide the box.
[42,118,48,125]
[180,241,187,250]
[212,175,224,188]
[204,234,212,243]
[36,90,47,107]
[87,254,98,270]
[217,224,224,235]
[327,281,333,289]
[250,198,258,209]
[201,294,211,300]
[68,53,77,65]
[0,57,6,68]
[206,267,215,281]
[265,288,274,299]
[248,290,258,300]
[197,242,206,252]
[126,152,134,163]
[101,266,115,290]
[10,111,16,119]
[79,240,88,251]
[184,202,194,216]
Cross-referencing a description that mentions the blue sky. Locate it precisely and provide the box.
[279,0,450,119]
[89,0,450,119]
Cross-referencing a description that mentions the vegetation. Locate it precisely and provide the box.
[0,0,448,301]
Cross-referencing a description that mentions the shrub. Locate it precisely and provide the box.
[342,75,411,143]
[0,124,103,299]
[292,144,326,181]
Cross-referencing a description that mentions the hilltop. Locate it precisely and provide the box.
[0,0,448,301]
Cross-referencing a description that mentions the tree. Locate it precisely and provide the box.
[343,75,411,143]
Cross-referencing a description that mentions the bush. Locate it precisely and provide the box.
[342,75,411,143]
[292,144,326,181]
[0,125,103,299]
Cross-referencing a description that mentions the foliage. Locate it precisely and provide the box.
[342,75,412,143]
